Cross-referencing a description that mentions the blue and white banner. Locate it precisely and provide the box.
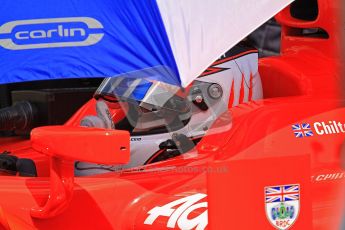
[0,0,293,86]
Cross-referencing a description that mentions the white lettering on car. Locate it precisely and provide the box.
[144,193,208,230]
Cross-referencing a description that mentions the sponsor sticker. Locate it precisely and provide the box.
[312,172,345,182]
[292,123,313,138]
[144,193,208,230]
[0,17,104,50]
[130,137,142,142]
[292,121,345,138]
[265,184,300,230]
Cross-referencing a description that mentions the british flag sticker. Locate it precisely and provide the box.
[265,184,300,230]
[292,123,313,138]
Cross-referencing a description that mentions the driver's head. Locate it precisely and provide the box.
[86,76,192,135]
[77,43,263,174]
[82,42,262,139]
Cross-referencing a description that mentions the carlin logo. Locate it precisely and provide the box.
[265,184,300,230]
[0,17,104,50]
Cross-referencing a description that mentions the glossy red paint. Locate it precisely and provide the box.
[0,1,344,229]
[31,126,130,164]
[29,126,130,219]
[262,0,342,99]
[1,98,345,229]
[206,99,345,230]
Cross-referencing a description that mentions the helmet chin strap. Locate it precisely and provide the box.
[80,100,115,129]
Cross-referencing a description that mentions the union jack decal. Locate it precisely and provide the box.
[265,184,300,203]
[292,123,313,138]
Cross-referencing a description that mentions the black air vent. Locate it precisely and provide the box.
[290,0,319,21]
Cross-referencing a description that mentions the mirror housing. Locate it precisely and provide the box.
[30,126,130,219]
[31,126,130,164]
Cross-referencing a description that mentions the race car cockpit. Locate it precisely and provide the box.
[75,42,263,175]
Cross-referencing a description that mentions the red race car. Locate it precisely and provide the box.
[0,0,344,229]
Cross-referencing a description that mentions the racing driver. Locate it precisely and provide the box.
[76,42,263,175]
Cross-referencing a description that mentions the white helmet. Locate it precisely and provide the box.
[76,42,263,175]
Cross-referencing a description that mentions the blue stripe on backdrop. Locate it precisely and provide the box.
[0,0,180,86]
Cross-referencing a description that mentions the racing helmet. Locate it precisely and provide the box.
[90,75,192,136]
[77,43,263,175]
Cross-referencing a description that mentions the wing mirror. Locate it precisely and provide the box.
[31,126,130,164]
[30,126,130,219]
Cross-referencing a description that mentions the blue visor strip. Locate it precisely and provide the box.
[130,81,153,101]
[112,78,153,101]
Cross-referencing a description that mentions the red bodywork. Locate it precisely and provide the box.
[0,1,344,229]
